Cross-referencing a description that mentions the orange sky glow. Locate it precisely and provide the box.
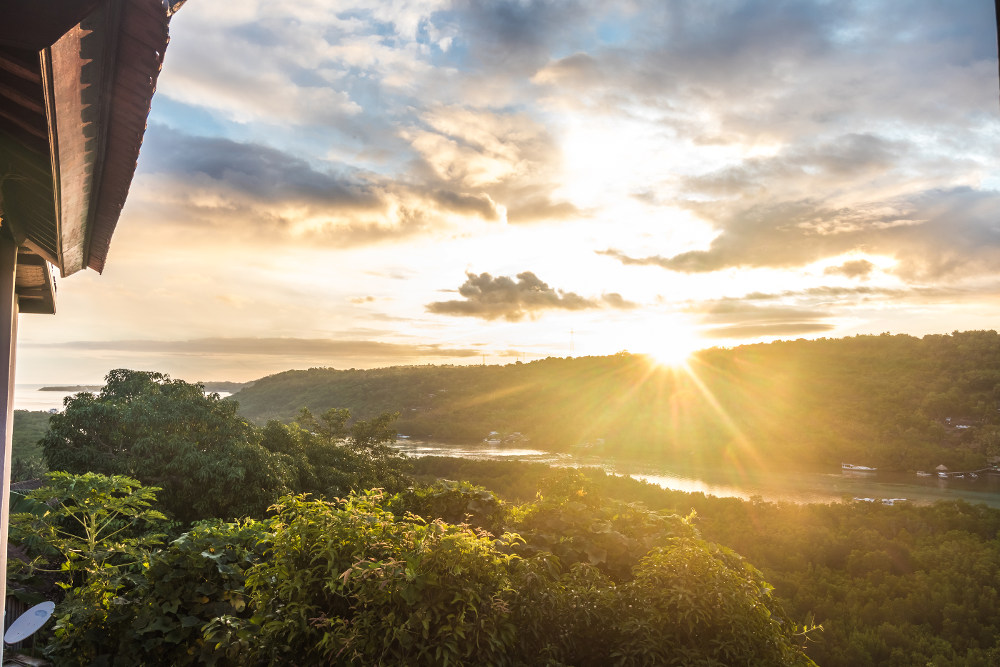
[16,0,1000,384]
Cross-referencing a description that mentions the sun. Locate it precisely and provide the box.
[625,317,704,368]
[643,342,698,368]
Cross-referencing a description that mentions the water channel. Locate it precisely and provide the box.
[19,387,1000,509]
[393,440,1000,509]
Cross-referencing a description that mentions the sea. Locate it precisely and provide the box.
[13,384,231,412]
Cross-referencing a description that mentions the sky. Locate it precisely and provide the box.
[15,0,1000,384]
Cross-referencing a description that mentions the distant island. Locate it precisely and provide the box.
[38,385,102,392]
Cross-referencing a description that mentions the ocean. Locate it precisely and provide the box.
[13,384,232,412]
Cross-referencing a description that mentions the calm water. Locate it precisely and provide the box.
[13,385,91,411]
[394,440,1000,509]
[13,384,231,411]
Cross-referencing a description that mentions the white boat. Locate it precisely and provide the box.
[842,463,877,471]
[938,472,948,478]
[916,471,932,477]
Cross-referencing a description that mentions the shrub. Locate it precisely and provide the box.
[243,492,518,665]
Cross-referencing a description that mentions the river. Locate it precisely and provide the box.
[19,385,999,509]
[393,440,1000,509]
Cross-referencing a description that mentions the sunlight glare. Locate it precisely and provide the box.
[627,318,703,368]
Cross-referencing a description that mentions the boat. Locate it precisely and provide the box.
[916,471,932,477]
[842,463,877,471]
[938,472,948,478]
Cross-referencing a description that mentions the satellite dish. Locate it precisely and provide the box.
[4,601,55,644]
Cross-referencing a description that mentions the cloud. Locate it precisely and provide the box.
[602,188,1000,280]
[825,260,875,279]
[135,126,506,245]
[440,0,600,75]
[600,292,638,309]
[702,322,835,338]
[530,1,997,141]
[28,337,480,360]
[536,2,1000,286]
[403,106,578,223]
[692,300,835,339]
[426,271,632,321]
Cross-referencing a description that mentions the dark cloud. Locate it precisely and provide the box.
[426,271,631,321]
[32,338,480,359]
[141,127,378,208]
[137,125,505,243]
[443,0,599,74]
[825,260,875,279]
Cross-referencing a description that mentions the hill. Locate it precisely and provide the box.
[230,330,1000,471]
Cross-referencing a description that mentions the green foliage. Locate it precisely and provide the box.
[11,456,48,482]
[259,407,411,498]
[40,519,269,667]
[12,475,817,666]
[13,409,51,459]
[415,457,1000,666]
[11,472,167,585]
[7,473,168,666]
[42,370,292,522]
[396,479,506,536]
[615,542,815,666]
[122,519,269,666]
[36,370,411,524]
[509,559,620,666]
[12,409,52,481]
[510,470,694,583]
[242,492,518,666]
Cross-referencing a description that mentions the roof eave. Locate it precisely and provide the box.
[41,0,170,277]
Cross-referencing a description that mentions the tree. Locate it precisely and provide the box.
[42,370,290,522]
[9,473,170,665]
[260,407,411,498]
[10,471,166,585]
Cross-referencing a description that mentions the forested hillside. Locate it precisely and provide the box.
[231,330,1000,471]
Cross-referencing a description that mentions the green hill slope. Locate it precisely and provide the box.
[231,331,1000,471]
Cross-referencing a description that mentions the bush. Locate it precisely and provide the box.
[243,492,517,666]
[395,479,506,536]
